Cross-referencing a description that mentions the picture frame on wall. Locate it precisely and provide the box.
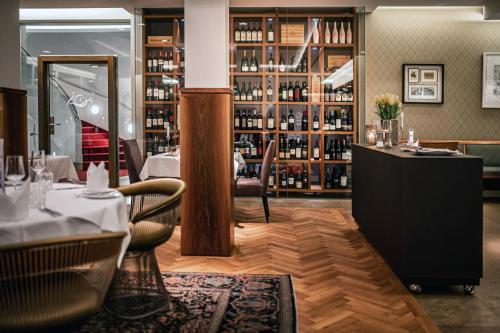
[482,52,500,108]
[402,64,444,104]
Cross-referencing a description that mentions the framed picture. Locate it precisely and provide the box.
[482,52,500,108]
[403,64,444,104]
[408,68,419,83]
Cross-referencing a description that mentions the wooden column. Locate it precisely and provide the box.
[180,88,234,256]
[0,88,28,166]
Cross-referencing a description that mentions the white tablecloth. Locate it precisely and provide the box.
[140,153,243,180]
[0,183,130,266]
[46,155,79,182]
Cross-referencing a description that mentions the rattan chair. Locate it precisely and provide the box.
[0,232,127,332]
[105,178,187,319]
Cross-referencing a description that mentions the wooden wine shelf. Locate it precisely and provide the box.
[142,10,184,160]
[230,8,359,197]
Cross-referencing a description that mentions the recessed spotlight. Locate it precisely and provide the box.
[42,50,51,54]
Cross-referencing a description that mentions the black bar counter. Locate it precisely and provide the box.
[352,144,483,291]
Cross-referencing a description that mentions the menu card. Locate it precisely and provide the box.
[0,139,4,193]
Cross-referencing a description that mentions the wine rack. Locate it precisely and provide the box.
[230,9,359,196]
[142,9,184,159]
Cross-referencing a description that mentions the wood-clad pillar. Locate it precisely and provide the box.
[0,88,28,167]
[180,88,234,256]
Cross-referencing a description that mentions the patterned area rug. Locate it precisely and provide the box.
[80,272,296,333]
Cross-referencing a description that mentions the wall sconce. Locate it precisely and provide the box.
[365,125,377,146]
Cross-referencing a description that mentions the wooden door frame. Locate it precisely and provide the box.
[37,55,119,187]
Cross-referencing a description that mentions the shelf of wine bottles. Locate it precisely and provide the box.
[142,10,184,159]
[230,9,358,195]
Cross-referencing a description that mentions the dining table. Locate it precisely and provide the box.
[46,155,80,182]
[140,151,246,180]
[0,183,130,266]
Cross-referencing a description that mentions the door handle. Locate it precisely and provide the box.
[49,116,61,135]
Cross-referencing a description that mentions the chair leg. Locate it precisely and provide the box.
[262,195,270,223]
[104,250,169,320]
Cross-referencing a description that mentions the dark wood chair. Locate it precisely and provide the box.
[123,139,144,183]
[235,140,275,223]
[419,140,459,151]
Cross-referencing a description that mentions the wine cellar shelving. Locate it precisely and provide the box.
[230,9,359,195]
[142,9,184,159]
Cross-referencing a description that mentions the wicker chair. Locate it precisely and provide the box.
[123,139,144,184]
[0,232,127,332]
[105,178,187,319]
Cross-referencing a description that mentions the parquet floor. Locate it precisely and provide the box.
[156,205,440,333]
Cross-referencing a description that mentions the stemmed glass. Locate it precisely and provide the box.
[32,151,47,181]
[5,156,26,190]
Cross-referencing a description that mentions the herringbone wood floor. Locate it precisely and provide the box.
[156,206,440,333]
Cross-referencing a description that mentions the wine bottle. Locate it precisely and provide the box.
[340,167,348,188]
[295,138,302,159]
[325,167,332,189]
[252,109,258,129]
[168,52,174,71]
[234,110,241,129]
[235,23,241,42]
[333,168,340,188]
[290,139,296,159]
[241,50,249,72]
[294,81,300,102]
[336,110,342,129]
[301,82,308,102]
[324,139,331,160]
[339,21,346,44]
[251,22,257,42]
[302,168,309,189]
[180,53,185,72]
[268,23,274,42]
[301,110,308,131]
[268,167,275,188]
[295,169,303,189]
[323,110,330,130]
[325,21,331,44]
[329,110,336,130]
[241,110,247,129]
[280,168,287,188]
[240,23,247,43]
[158,83,165,101]
[288,167,295,187]
[250,50,258,72]
[281,82,287,101]
[267,110,274,130]
[279,54,286,73]
[146,135,153,157]
[246,23,252,42]
[329,85,335,102]
[285,140,290,159]
[158,51,164,72]
[341,109,348,131]
[257,111,263,130]
[251,139,257,158]
[334,139,340,160]
[146,109,152,129]
[257,83,263,101]
[146,81,153,101]
[313,19,320,44]
[341,139,348,160]
[152,52,158,72]
[288,81,294,102]
[324,84,330,102]
[313,111,319,131]
[313,140,320,160]
[332,21,339,44]
[301,140,308,159]
[147,53,153,72]
[301,56,307,72]
[252,83,258,101]
[240,82,247,101]
[152,110,158,129]
[246,83,252,101]
[257,23,263,42]
[234,83,240,101]
[268,53,274,71]
[266,81,273,102]
[280,113,287,131]
[288,109,295,131]
[346,21,352,44]
[153,81,159,101]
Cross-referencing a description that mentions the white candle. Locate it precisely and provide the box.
[400,112,404,131]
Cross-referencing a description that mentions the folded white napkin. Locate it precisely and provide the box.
[0,181,30,222]
[86,162,109,192]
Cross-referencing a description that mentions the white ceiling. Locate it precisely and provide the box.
[19,0,486,13]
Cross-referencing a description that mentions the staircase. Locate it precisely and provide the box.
[79,121,127,181]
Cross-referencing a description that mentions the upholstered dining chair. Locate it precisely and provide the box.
[105,178,187,319]
[0,232,127,332]
[123,139,144,183]
[235,140,275,223]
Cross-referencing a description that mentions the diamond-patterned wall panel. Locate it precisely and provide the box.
[366,7,500,140]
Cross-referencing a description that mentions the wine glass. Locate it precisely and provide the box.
[32,151,47,180]
[5,155,25,190]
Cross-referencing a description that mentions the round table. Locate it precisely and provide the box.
[0,183,130,265]
[46,155,79,182]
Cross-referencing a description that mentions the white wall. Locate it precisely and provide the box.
[0,0,21,89]
[185,0,229,88]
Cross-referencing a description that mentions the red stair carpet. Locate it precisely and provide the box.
[79,121,128,181]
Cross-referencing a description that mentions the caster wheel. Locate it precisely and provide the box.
[464,285,475,295]
[408,284,422,294]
